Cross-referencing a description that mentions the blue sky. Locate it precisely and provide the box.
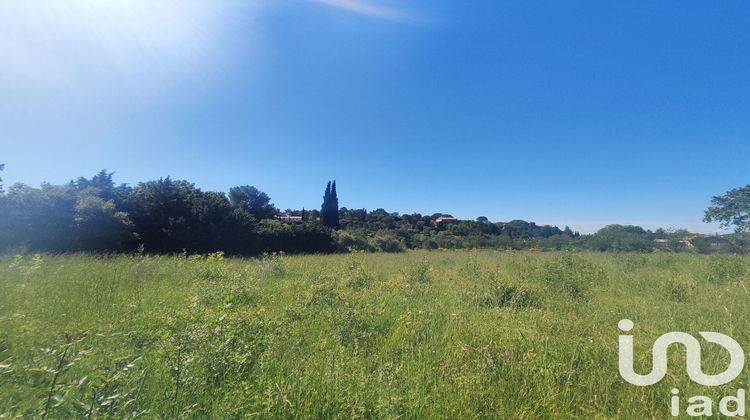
[1,0,748,233]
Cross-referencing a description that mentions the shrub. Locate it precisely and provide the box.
[183,313,267,388]
[705,255,747,284]
[481,282,539,310]
[405,259,433,284]
[344,256,372,289]
[667,281,693,303]
[255,253,285,279]
[334,231,373,252]
[540,254,603,300]
[369,231,405,253]
[307,278,342,309]
[331,308,375,352]
[584,225,653,252]
[190,251,228,281]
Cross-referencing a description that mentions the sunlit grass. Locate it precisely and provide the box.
[0,251,748,417]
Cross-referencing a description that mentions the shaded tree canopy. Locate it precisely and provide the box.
[704,185,750,233]
[582,224,653,252]
[75,194,138,251]
[0,173,275,255]
[73,169,114,193]
[229,185,278,220]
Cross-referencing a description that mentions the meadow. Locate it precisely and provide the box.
[1,250,749,418]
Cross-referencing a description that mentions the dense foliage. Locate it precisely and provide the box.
[704,184,750,233]
[334,209,579,252]
[0,168,745,254]
[321,180,340,228]
[0,170,335,255]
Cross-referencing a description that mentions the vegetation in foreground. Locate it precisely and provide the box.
[2,251,750,418]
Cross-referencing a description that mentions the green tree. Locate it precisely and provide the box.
[321,180,340,228]
[330,181,340,227]
[125,178,204,252]
[370,230,405,253]
[704,185,750,233]
[256,219,335,254]
[74,194,138,251]
[71,169,133,208]
[229,185,277,220]
[0,163,4,193]
[321,181,331,226]
[124,178,262,254]
[0,183,78,251]
[584,225,653,252]
[73,169,113,192]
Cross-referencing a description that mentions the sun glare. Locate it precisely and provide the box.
[0,0,257,90]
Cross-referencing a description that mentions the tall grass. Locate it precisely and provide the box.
[1,251,749,418]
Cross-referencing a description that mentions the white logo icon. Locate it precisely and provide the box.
[617,319,744,387]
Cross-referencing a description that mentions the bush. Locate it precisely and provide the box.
[481,282,539,310]
[255,253,285,279]
[406,259,433,284]
[540,254,603,300]
[190,251,228,281]
[334,231,373,252]
[344,256,373,289]
[369,231,405,253]
[667,281,693,303]
[584,225,653,252]
[331,308,375,351]
[705,255,747,284]
[307,277,342,309]
[257,221,336,254]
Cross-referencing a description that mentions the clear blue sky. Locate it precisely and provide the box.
[1,0,748,233]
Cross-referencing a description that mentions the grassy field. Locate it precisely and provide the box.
[1,251,749,418]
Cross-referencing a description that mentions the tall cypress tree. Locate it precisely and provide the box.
[321,180,340,228]
[330,180,340,228]
[321,181,331,226]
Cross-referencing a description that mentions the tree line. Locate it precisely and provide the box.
[0,166,747,254]
[0,170,334,254]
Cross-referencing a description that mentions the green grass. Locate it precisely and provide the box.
[1,251,749,418]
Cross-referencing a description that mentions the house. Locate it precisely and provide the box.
[275,214,303,223]
[434,216,458,227]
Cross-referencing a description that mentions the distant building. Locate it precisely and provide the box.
[275,214,303,223]
[434,216,458,227]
